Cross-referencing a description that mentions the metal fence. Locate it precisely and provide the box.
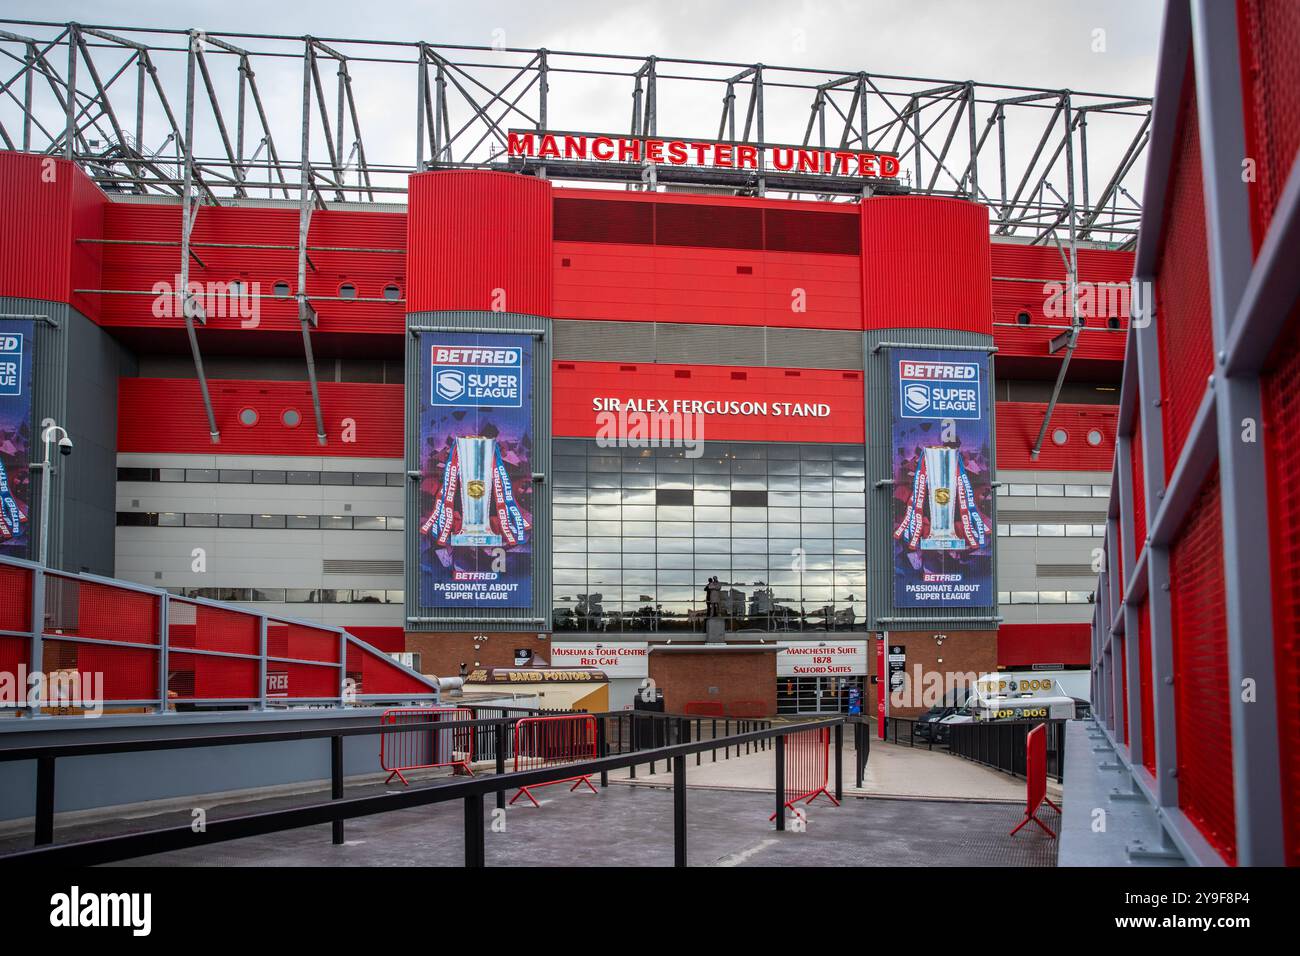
[0,709,860,866]
[945,719,1067,784]
[0,553,439,714]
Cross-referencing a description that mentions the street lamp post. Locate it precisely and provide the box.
[35,418,73,568]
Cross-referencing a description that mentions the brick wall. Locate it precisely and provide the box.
[873,630,998,718]
[405,631,551,678]
[647,647,779,716]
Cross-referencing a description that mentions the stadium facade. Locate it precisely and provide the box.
[0,151,1129,715]
[0,18,1160,720]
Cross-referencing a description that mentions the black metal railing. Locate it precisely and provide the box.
[0,712,868,868]
[945,719,1066,783]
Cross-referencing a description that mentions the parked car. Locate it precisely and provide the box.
[913,704,955,742]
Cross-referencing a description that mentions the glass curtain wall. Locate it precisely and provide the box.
[551,439,867,633]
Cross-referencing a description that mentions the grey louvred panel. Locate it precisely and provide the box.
[553,319,656,362]
[998,508,1107,523]
[552,320,863,370]
[323,559,404,575]
[655,323,766,366]
[765,327,863,370]
[1035,564,1099,578]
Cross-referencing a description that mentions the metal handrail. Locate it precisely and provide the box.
[0,714,862,867]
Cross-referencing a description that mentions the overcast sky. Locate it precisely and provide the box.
[0,2,1162,207]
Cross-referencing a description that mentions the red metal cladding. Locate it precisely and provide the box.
[991,243,1133,363]
[117,378,403,456]
[1262,309,1300,867]
[554,241,862,330]
[860,196,992,334]
[993,402,1117,471]
[1138,597,1155,776]
[0,152,106,310]
[1156,66,1215,481]
[551,187,862,330]
[552,360,865,443]
[1238,0,1300,252]
[97,203,406,335]
[995,623,1090,667]
[1170,470,1236,865]
[406,170,552,315]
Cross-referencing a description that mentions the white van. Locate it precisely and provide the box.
[972,694,1077,721]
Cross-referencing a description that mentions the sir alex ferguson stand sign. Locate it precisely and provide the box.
[418,333,533,609]
[890,348,993,608]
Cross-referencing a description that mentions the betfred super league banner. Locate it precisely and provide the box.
[890,348,993,607]
[418,332,533,608]
[0,319,33,558]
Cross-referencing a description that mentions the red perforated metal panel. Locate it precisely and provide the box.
[346,642,438,696]
[406,170,552,315]
[1155,70,1214,481]
[166,601,260,656]
[0,562,31,680]
[43,638,158,702]
[860,196,992,334]
[1262,309,1300,867]
[45,576,160,646]
[117,379,403,457]
[1138,596,1155,776]
[0,563,31,632]
[268,622,341,665]
[1170,471,1236,864]
[167,651,258,701]
[278,661,340,699]
[1238,0,1300,251]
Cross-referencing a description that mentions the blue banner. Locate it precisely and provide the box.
[0,319,33,558]
[890,348,993,608]
[417,333,534,609]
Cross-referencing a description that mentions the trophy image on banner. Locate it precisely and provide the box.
[421,434,531,549]
[452,436,502,546]
[894,444,988,552]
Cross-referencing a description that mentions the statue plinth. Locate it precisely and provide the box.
[705,616,726,643]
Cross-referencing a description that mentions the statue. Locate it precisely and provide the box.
[705,576,722,617]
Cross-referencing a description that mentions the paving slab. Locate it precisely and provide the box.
[613,738,1060,803]
[0,766,1057,867]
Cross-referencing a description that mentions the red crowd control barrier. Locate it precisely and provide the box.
[510,714,599,808]
[1010,724,1060,838]
[379,707,474,785]
[771,726,839,821]
[683,701,725,717]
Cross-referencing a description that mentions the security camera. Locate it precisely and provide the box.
[58,436,74,457]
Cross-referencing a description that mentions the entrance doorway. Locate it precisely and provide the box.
[777,675,865,715]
